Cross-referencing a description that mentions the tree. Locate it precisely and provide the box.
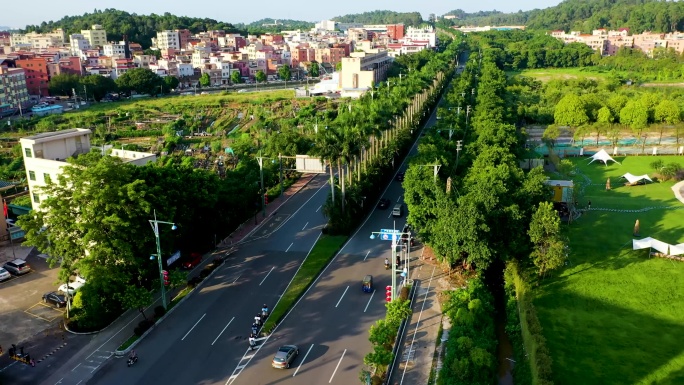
[528,201,567,277]
[255,70,266,83]
[278,64,291,82]
[385,298,412,327]
[49,74,81,97]
[81,75,117,101]
[117,285,153,321]
[115,68,162,96]
[542,125,561,150]
[554,93,589,128]
[309,61,320,78]
[620,100,649,148]
[199,73,211,87]
[654,99,680,144]
[162,76,180,93]
[230,71,243,85]
[596,106,614,145]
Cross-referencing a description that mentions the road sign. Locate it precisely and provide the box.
[379,233,401,241]
[380,229,400,234]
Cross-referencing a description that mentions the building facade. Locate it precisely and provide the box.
[15,58,49,97]
[81,25,107,47]
[0,65,29,110]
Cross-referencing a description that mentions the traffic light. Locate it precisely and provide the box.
[162,270,170,286]
[264,194,269,205]
[386,285,392,302]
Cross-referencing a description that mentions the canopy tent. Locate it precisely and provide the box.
[621,173,653,184]
[588,149,620,166]
[632,237,684,255]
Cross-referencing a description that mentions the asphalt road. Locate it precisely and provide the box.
[87,175,330,385]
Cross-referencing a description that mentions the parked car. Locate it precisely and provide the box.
[272,345,299,369]
[3,259,31,275]
[0,267,11,281]
[181,253,202,269]
[395,172,405,182]
[42,291,67,308]
[377,198,391,210]
[58,275,86,295]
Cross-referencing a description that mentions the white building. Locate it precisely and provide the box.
[103,41,127,58]
[405,26,436,47]
[314,20,337,32]
[10,29,66,48]
[69,34,91,56]
[20,129,156,211]
[81,25,107,47]
[156,30,181,50]
[178,63,194,77]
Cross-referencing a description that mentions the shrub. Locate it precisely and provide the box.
[399,286,410,301]
[187,276,202,287]
[154,305,166,319]
[133,319,154,336]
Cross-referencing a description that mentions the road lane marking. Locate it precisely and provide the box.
[182,313,206,341]
[302,222,308,230]
[364,290,376,313]
[400,266,436,384]
[396,196,401,202]
[316,205,322,212]
[259,267,275,286]
[211,316,235,346]
[329,349,347,383]
[286,243,294,252]
[71,363,81,371]
[232,273,242,283]
[293,344,314,377]
[364,250,370,261]
[335,286,349,308]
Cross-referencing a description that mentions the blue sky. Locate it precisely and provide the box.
[1,0,563,29]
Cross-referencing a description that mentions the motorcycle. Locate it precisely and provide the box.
[251,324,258,335]
[384,260,390,270]
[248,339,257,350]
[261,308,269,318]
[127,355,138,367]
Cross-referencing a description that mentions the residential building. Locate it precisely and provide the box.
[0,64,29,110]
[156,30,181,50]
[69,33,91,56]
[339,51,392,98]
[386,24,405,40]
[315,47,346,67]
[103,41,128,59]
[405,26,436,47]
[15,57,49,97]
[20,129,157,210]
[81,25,107,47]
[11,29,66,49]
[46,56,83,76]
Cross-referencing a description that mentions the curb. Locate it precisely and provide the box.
[386,282,418,385]
[64,308,139,336]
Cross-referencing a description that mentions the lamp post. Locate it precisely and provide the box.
[149,210,177,310]
[256,153,283,218]
[370,228,412,301]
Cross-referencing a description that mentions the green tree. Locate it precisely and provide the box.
[620,100,649,146]
[255,70,266,83]
[309,61,320,77]
[654,99,681,144]
[116,68,162,96]
[230,71,243,84]
[596,106,614,145]
[163,76,180,93]
[278,64,291,82]
[199,72,211,87]
[554,93,589,128]
[386,298,412,327]
[528,201,567,277]
[81,74,117,101]
[117,285,152,321]
[49,74,81,97]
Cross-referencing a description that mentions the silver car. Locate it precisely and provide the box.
[271,345,298,369]
[3,259,31,275]
[0,267,11,281]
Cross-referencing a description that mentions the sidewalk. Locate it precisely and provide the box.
[28,173,318,385]
[390,247,448,385]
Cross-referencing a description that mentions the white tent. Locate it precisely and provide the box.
[588,149,620,166]
[632,237,681,255]
[621,173,653,184]
[670,244,684,256]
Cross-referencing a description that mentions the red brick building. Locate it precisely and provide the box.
[387,24,405,40]
[15,58,49,97]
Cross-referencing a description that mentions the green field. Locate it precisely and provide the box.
[509,67,621,82]
[534,156,684,385]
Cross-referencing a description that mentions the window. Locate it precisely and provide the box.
[33,193,40,203]
[24,148,32,158]
[43,173,51,183]
[29,170,36,181]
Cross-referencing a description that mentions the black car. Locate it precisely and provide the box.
[42,291,67,308]
[377,198,391,209]
[395,172,405,182]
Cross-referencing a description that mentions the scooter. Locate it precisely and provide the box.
[127,355,138,367]
[248,339,257,350]
[251,324,259,335]
[384,260,390,270]
[261,308,269,319]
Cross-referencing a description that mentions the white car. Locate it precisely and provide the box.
[58,276,86,295]
[0,267,11,281]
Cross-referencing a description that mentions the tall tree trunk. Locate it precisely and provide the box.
[329,159,335,205]
[338,159,346,213]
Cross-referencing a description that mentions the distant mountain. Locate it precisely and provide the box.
[234,18,314,34]
[332,10,423,26]
[0,26,13,31]
[444,0,684,33]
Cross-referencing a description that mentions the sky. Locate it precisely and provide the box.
[1,0,563,29]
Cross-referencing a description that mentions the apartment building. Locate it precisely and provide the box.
[15,57,49,97]
[0,64,29,110]
[103,41,129,59]
[339,51,392,97]
[405,26,436,47]
[156,30,181,50]
[315,47,346,67]
[69,34,91,56]
[11,29,66,48]
[81,25,107,47]
[47,56,83,77]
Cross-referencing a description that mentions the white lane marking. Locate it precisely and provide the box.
[55,378,63,385]
[211,316,235,346]
[286,243,294,252]
[335,286,349,308]
[259,267,275,286]
[293,344,314,377]
[181,313,206,341]
[399,266,436,384]
[316,205,322,212]
[388,212,392,219]
[329,349,347,383]
[302,222,308,230]
[71,363,81,371]
[232,273,242,284]
[364,290,376,313]
[271,180,328,234]
[364,250,370,261]
[396,196,401,202]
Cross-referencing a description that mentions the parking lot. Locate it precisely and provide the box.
[0,245,62,348]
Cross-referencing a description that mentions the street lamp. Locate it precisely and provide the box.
[149,210,177,310]
[256,153,284,218]
[370,228,413,301]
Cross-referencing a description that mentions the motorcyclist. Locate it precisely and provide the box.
[129,350,137,360]
[251,323,258,334]
[261,304,269,315]
[254,313,262,325]
[248,334,256,349]
[384,258,390,269]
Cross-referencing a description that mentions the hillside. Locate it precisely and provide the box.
[332,10,423,26]
[21,8,241,48]
[445,0,684,33]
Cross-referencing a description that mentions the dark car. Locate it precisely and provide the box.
[3,259,31,275]
[42,292,67,308]
[377,198,391,210]
[182,253,202,269]
[272,345,299,369]
[395,172,405,182]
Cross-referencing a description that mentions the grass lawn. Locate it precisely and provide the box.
[534,155,684,385]
[508,67,622,82]
[262,235,347,334]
